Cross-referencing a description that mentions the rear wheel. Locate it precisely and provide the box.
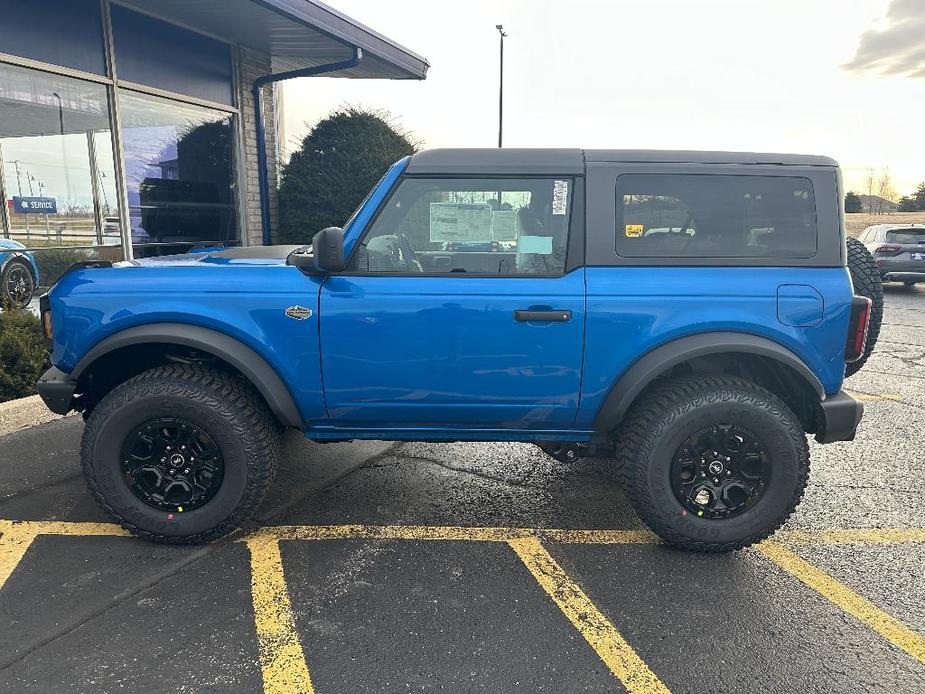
[845,236,883,377]
[81,364,279,543]
[616,375,809,552]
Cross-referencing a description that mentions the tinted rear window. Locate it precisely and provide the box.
[615,174,817,259]
[886,229,925,243]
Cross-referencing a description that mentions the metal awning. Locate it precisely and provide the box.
[114,0,429,80]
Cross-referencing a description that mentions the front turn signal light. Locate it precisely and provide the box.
[42,309,53,340]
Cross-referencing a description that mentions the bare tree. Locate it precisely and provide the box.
[877,168,896,214]
[865,168,876,213]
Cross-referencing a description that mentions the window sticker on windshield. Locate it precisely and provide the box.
[552,180,568,215]
[625,224,644,238]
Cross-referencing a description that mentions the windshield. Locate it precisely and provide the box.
[886,229,925,243]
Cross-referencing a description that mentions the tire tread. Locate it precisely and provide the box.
[616,374,809,552]
[81,364,279,544]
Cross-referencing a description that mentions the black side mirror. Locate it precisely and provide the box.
[312,227,345,272]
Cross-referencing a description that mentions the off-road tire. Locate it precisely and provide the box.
[1,258,35,309]
[616,375,809,552]
[81,364,280,543]
[845,236,883,377]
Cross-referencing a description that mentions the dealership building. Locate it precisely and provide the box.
[0,0,427,265]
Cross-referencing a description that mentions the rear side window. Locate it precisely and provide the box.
[615,174,817,259]
[886,229,925,243]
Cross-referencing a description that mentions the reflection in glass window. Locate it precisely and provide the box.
[0,62,120,250]
[355,178,572,275]
[119,91,236,256]
[615,174,818,259]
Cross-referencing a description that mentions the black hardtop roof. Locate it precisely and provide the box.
[406,148,838,175]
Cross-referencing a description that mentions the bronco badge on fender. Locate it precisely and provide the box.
[285,306,313,320]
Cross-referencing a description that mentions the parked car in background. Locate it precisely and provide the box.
[858,223,925,287]
[0,239,39,309]
[102,217,122,246]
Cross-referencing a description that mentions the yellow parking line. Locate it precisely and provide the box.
[269,524,658,545]
[757,541,925,666]
[0,521,39,589]
[271,523,533,542]
[246,534,315,694]
[845,391,903,402]
[777,528,925,545]
[509,536,670,694]
[2,517,925,549]
[542,528,658,544]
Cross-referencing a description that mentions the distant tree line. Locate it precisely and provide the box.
[898,183,925,212]
[845,180,925,214]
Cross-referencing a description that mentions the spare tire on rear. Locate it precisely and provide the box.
[845,236,883,377]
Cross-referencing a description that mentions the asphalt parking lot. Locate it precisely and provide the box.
[1,286,924,693]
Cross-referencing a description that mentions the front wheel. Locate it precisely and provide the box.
[81,364,280,543]
[616,375,809,552]
[1,258,35,309]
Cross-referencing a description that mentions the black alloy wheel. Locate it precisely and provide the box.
[120,417,225,513]
[671,424,769,520]
[3,260,35,308]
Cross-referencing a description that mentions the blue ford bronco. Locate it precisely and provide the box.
[36,149,880,552]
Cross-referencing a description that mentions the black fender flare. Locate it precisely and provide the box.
[72,323,303,427]
[592,331,826,432]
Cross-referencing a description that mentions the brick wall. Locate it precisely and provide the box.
[237,46,279,246]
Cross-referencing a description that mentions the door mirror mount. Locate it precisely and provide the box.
[313,226,346,273]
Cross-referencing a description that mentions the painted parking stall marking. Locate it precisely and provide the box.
[247,533,316,694]
[3,519,925,692]
[509,536,670,694]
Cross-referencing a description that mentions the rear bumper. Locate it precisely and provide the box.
[880,271,925,283]
[36,366,76,415]
[814,391,863,444]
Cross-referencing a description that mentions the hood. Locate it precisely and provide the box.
[0,239,26,251]
[128,245,303,268]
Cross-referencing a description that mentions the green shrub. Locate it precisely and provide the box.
[0,307,48,402]
[33,247,92,288]
[278,107,417,245]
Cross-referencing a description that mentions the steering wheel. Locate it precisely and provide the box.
[397,233,423,272]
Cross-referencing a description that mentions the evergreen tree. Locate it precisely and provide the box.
[277,107,417,245]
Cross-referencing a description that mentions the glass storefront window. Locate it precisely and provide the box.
[119,91,237,257]
[0,62,123,295]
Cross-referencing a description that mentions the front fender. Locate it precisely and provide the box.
[70,323,303,427]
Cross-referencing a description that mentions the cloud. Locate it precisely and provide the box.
[844,0,925,80]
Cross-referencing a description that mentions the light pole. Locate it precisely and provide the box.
[51,91,72,216]
[496,24,507,148]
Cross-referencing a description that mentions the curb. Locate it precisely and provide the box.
[0,395,69,437]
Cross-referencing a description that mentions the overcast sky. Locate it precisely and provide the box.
[282,0,925,197]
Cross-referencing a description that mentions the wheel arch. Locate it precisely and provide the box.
[72,323,302,428]
[593,332,826,435]
[0,251,38,282]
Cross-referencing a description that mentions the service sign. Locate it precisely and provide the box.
[13,196,57,214]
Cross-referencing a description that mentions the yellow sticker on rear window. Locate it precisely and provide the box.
[625,224,644,238]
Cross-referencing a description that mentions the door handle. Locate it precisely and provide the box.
[514,309,572,322]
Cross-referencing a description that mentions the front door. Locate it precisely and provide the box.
[318,175,585,430]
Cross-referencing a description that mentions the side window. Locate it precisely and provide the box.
[353,177,572,275]
[615,174,817,259]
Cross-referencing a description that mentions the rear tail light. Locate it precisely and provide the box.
[845,295,872,363]
[874,244,902,255]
